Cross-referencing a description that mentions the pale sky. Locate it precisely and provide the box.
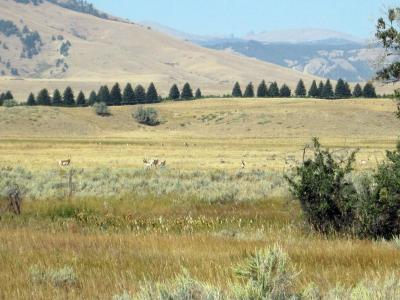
[90,0,390,38]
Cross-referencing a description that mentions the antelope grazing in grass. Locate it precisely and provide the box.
[143,158,161,169]
[59,158,71,167]
[241,160,246,169]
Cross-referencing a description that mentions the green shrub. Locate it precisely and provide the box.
[93,101,110,116]
[133,106,160,126]
[353,142,400,239]
[136,271,224,300]
[3,99,18,107]
[232,245,298,299]
[285,138,358,234]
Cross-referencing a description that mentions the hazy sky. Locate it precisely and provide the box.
[90,0,389,38]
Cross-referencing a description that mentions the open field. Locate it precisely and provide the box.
[0,98,400,299]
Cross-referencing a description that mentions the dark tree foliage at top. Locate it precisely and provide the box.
[169,84,180,100]
[63,86,75,106]
[243,82,255,98]
[146,82,159,103]
[295,79,307,97]
[308,80,319,98]
[195,88,202,99]
[134,85,146,104]
[122,83,136,105]
[375,8,400,82]
[37,88,51,106]
[232,82,242,97]
[257,80,268,97]
[268,82,280,97]
[181,82,193,100]
[279,84,291,97]
[88,90,97,106]
[110,83,122,105]
[76,91,86,107]
[322,79,334,99]
[317,81,324,98]
[353,83,363,98]
[27,92,36,106]
[334,78,347,99]
[52,89,62,106]
[97,86,110,103]
[363,82,377,98]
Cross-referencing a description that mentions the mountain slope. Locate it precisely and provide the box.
[0,0,320,98]
[144,23,378,82]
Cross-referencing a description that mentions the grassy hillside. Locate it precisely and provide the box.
[0,98,400,299]
[0,0,321,99]
[0,98,397,171]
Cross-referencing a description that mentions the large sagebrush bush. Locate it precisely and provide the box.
[287,138,400,240]
[354,142,400,239]
[232,245,298,300]
[285,138,358,234]
[133,106,160,126]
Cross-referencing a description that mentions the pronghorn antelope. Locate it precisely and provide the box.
[160,160,167,167]
[143,158,161,169]
[59,159,71,167]
[241,160,246,169]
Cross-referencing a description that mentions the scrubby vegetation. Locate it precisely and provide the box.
[133,107,160,126]
[286,137,400,239]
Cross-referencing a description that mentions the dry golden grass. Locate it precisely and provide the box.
[1,199,400,299]
[0,98,397,171]
[0,98,399,298]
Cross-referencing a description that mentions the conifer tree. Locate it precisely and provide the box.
[295,79,306,97]
[257,80,268,97]
[317,81,324,98]
[27,92,36,106]
[52,89,62,106]
[181,82,193,100]
[88,91,97,106]
[363,82,377,98]
[135,85,146,104]
[232,82,243,97]
[110,83,122,105]
[63,86,75,106]
[122,83,135,105]
[76,91,86,107]
[308,80,319,97]
[280,84,291,97]
[344,82,352,98]
[97,86,110,103]
[353,83,363,98]
[244,82,255,98]
[334,78,346,99]
[269,82,280,97]
[37,88,51,106]
[169,84,180,100]
[4,91,13,100]
[195,88,202,99]
[322,79,334,99]
[146,82,159,103]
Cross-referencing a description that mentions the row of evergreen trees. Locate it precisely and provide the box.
[232,79,377,99]
[25,82,203,107]
[0,90,14,105]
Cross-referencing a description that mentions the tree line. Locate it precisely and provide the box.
[232,79,377,99]
[0,90,14,105]
[24,82,203,107]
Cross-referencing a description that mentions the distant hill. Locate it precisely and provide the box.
[145,23,379,82]
[0,0,320,99]
[206,40,381,82]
